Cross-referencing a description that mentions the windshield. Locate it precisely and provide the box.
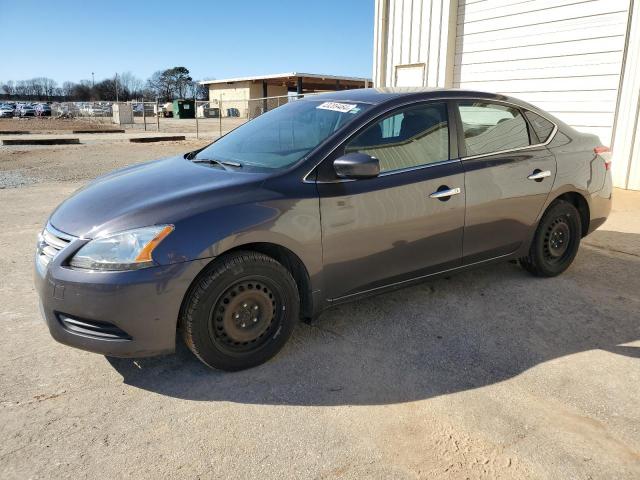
[195,99,371,169]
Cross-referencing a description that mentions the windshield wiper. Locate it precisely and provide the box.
[191,158,242,169]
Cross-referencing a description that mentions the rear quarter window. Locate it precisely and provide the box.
[524,111,556,143]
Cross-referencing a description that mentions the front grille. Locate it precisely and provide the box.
[37,224,75,268]
[58,314,132,340]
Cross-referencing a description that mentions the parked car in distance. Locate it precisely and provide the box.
[35,103,52,117]
[35,88,612,371]
[80,103,111,117]
[0,104,15,118]
[51,102,79,118]
[16,104,36,117]
[153,102,173,117]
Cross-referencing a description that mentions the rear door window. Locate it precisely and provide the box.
[457,101,530,157]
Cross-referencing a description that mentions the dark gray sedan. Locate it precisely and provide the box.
[35,88,612,371]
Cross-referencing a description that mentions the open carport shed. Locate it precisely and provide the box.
[201,72,371,97]
[200,72,371,117]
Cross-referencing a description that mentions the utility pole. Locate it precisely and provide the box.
[114,73,119,102]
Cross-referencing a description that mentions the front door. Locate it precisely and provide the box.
[455,100,557,264]
[317,102,466,300]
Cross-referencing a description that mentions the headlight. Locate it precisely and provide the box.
[69,225,174,271]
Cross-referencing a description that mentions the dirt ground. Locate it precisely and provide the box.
[0,139,209,188]
[1,139,639,479]
[0,116,247,136]
[0,118,118,132]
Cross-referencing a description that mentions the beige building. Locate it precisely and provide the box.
[200,72,370,119]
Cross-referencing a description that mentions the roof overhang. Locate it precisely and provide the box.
[199,72,371,89]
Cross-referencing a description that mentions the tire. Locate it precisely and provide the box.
[180,251,299,371]
[520,199,582,277]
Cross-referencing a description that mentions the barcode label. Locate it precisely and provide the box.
[316,102,357,113]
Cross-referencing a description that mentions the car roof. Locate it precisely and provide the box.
[305,87,530,108]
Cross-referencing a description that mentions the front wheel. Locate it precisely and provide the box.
[520,199,582,277]
[181,251,299,371]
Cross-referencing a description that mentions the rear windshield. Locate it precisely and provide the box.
[195,99,371,170]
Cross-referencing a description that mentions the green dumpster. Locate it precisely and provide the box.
[172,100,195,119]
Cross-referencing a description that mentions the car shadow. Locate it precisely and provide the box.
[107,230,640,406]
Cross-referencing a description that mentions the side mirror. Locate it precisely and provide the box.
[334,152,380,179]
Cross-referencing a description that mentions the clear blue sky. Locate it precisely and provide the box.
[0,0,374,85]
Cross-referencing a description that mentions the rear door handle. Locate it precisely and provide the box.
[527,170,551,181]
[429,187,461,199]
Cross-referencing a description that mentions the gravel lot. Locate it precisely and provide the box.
[1,138,639,479]
[0,116,247,136]
[0,118,118,132]
[0,139,208,188]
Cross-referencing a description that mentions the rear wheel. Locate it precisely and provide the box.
[520,200,582,277]
[181,251,299,371]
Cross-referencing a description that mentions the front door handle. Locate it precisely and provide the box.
[527,170,551,181]
[429,187,461,199]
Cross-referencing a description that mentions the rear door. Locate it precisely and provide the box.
[317,101,466,300]
[455,100,557,264]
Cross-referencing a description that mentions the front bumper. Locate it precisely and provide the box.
[35,232,212,358]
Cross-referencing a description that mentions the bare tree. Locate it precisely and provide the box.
[25,78,58,99]
[117,72,143,99]
[15,81,28,98]
[93,79,119,100]
[2,81,16,96]
[72,83,92,101]
[42,78,57,98]
[2,67,202,101]
[186,80,209,100]
[146,70,173,101]
[62,81,74,98]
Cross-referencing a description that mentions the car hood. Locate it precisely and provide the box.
[49,155,270,238]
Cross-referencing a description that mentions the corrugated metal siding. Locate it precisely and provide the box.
[610,0,640,189]
[373,0,456,87]
[454,0,630,144]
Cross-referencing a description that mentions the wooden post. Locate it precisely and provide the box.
[195,98,199,139]
[155,99,160,131]
[218,99,222,138]
[142,100,147,131]
[262,80,268,113]
[296,76,303,97]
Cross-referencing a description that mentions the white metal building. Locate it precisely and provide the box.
[373,0,640,190]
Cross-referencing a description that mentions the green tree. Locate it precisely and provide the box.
[146,66,193,101]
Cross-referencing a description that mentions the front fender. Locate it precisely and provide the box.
[154,196,324,296]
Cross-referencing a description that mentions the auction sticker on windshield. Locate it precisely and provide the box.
[316,102,358,113]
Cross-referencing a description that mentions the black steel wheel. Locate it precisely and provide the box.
[543,216,571,263]
[210,279,279,354]
[181,251,299,371]
[520,199,582,277]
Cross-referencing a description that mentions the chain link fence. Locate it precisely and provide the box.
[50,102,113,124]
[4,93,316,138]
